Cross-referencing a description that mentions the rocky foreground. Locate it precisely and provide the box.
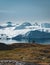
[0,60,50,65]
[0,60,37,65]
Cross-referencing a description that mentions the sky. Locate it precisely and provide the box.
[0,0,50,24]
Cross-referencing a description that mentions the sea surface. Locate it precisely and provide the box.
[0,38,50,45]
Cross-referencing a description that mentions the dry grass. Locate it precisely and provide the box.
[0,43,50,64]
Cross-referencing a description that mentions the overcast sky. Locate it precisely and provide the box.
[0,0,50,24]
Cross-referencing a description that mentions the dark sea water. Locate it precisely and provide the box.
[0,38,50,45]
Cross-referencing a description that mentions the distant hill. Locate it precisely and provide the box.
[0,43,19,50]
[12,34,23,41]
[0,26,4,29]
[25,30,50,39]
[41,23,50,28]
[33,22,40,26]
[12,30,50,41]
[0,42,37,50]
[0,43,10,50]
[15,22,32,30]
[5,22,14,27]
